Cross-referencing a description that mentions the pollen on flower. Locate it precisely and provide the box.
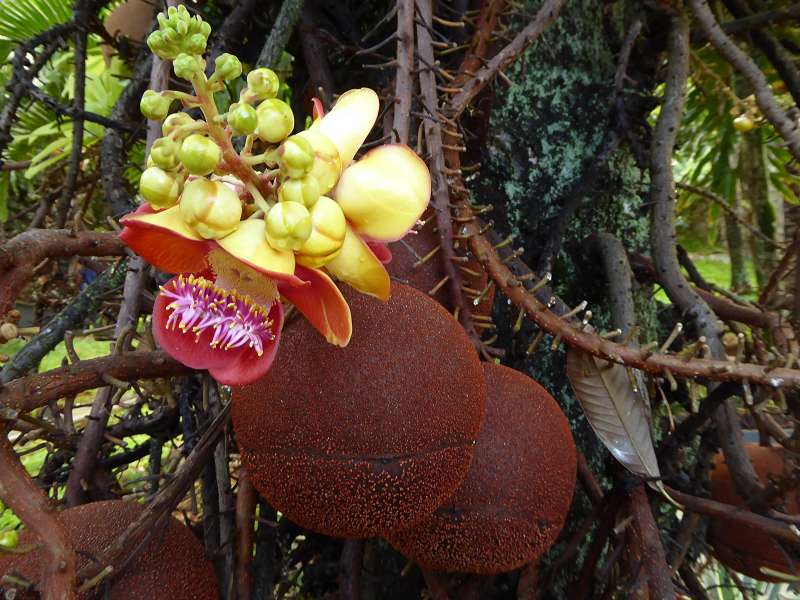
[160,274,275,356]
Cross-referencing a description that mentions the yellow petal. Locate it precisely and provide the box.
[309,88,378,167]
[125,205,203,240]
[325,224,390,301]
[215,218,296,279]
[334,144,431,242]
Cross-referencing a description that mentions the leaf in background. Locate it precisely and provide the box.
[566,347,659,479]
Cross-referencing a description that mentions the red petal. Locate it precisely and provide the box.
[367,242,392,264]
[152,279,283,385]
[312,97,325,121]
[120,206,210,274]
[279,266,352,346]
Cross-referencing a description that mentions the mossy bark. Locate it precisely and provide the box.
[474,1,661,595]
[739,128,775,288]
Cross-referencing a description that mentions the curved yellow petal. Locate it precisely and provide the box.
[309,88,378,167]
[215,218,298,282]
[324,224,390,301]
[334,144,431,242]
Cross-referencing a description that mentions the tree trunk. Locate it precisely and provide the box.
[476,1,660,596]
[739,128,775,287]
[724,207,751,293]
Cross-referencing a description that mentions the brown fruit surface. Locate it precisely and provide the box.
[0,500,218,599]
[387,209,494,316]
[387,363,577,573]
[232,283,487,538]
[710,444,799,581]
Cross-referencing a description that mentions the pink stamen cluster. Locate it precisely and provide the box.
[161,274,275,356]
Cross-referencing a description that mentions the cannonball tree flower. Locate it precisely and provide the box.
[120,10,429,386]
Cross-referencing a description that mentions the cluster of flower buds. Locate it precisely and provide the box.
[729,94,760,133]
[122,7,430,384]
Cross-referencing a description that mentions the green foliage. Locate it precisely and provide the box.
[0,0,72,59]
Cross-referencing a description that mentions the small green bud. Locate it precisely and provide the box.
[185,33,207,55]
[139,166,182,209]
[150,137,181,170]
[213,53,242,82]
[265,201,313,251]
[255,98,294,143]
[228,103,258,136]
[0,530,19,550]
[178,134,221,176]
[140,90,172,121]
[278,175,320,208]
[278,135,314,178]
[176,19,188,36]
[162,112,196,137]
[173,53,204,81]
[247,68,280,100]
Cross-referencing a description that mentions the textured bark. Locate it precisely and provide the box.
[739,128,775,287]
[724,209,751,293]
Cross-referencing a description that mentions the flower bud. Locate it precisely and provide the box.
[173,53,204,80]
[162,112,195,137]
[256,99,294,143]
[277,135,314,178]
[296,196,346,267]
[178,134,221,176]
[228,102,258,135]
[265,201,313,251]
[0,322,18,342]
[139,166,182,209]
[180,178,243,239]
[278,175,320,208]
[0,530,18,550]
[213,53,242,82]
[185,32,207,55]
[296,129,342,195]
[150,137,181,170]
[140,90,172,121]
[247,68,280,100]
[733,114,756,133]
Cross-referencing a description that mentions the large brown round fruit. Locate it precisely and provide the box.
[232,282,487,538]
[710,444,799,581]
[0,499,218,599]
[386,363,576,573]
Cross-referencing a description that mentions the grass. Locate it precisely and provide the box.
[654,253,757,303]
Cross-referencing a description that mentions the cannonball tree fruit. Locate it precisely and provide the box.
[709,444,799,581]
[0,500,218,599]
[231,282,487,538]
[386,209,493,317]
[387,363,577,574]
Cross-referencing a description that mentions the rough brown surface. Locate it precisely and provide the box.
[0,500,218,599]
[388,210,494,316]
[231,282,487,538]
[386,363,576,573]
[709,444,799,581]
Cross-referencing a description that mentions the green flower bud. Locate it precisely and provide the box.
[213,53,242,82]
[139,166,182,209]
[147,30,177,60]
[277,135,314,178]
[180,178,242,239]
[140,90,172,121]
[255,99,294,143]
[265,201,312,251]
[185,33,207,55]
[173,53,204,81]
[247,68,280,100]
[228,103,258,135]
[179,134,221,176]
[150,137,181,170]
[0,530,19,550]
[278,175,320,208]
[162,112,196,138]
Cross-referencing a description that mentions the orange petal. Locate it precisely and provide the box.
[279,266,352,346]
[324,224,390,301]
[120,205,210,274]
